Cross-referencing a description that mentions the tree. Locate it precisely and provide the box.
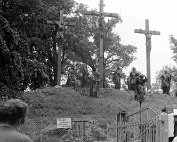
[1,0,51,91]
[168,35,177,90]
[0,13,28,100]
[152,34,177,93]
[154,65,177,92]
[0,0,138,95]
[70,4,137,86]
[1,0,77,89]
[170,35,177,63]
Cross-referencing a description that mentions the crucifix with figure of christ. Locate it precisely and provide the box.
[134,19,160,90]
[84,0,118,88]
[47,10,76,85]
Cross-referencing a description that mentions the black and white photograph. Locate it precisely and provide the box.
[1,0,177,142]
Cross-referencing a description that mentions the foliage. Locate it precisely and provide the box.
[153,35,177,91]
[168,35,177,88]
[154,65,177,92]
[170,35,177,63]
[70,4,137,84]
[0,0,137,96]
[0,14,24,96]
[0,0,76,89]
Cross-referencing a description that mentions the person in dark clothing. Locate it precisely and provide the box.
[0,99,33,142]
[128,67,139,91]
[113,67,122,90]
[160,70,172,94]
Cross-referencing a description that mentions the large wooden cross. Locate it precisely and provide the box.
[84,0,118,88]
[134,19,160,90]
[47,10,76,85]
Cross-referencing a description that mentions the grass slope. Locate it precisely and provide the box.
[24,87,177,124]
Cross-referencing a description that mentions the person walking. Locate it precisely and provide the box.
[0,99,33,142]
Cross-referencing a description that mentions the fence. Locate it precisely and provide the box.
[19,107,170,142]
[19,117,108,142]
[107,106,161,142]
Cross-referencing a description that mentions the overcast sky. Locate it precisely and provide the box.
[75,0,177,83]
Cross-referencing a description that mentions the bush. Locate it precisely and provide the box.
[0,85,28,102]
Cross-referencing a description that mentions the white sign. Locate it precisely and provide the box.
[57,118,72,128]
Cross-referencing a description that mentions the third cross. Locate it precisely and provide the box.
[134,19,160,90]
[84,0,119,88]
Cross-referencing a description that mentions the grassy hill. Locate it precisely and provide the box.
[21,87,177,142]
[24,86,177,124]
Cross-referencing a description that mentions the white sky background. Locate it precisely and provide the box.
[75,0,177,83]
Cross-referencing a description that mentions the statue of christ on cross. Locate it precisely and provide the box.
[146,33,152,52]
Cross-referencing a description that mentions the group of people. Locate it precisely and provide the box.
[126,67,147,100]
[66,65,172,98]
[66,67,100,97]
[113,66,173,96]
[160,70,172,94]
[112,67,147,91]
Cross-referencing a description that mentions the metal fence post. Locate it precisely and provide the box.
[40,119,43,142]
[82,120,84,142]
[107,123,109,141]
[159,113,168,142]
